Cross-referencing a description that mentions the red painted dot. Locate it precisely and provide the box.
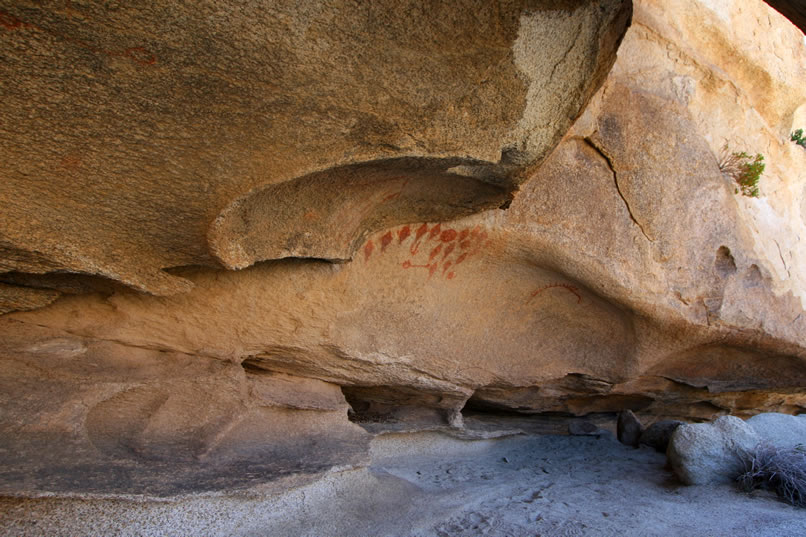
[364,240,374,261]
[428,224,442,240]
[458,229,469,242]
[442,243,455,259]
[447,272,456,280]
[429,244,443,261]
[415,223,429,241]
[440,229,458,242]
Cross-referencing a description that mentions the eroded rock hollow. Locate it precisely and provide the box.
[2,0,806,501]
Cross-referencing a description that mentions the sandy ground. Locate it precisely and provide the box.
[2,429,805,536]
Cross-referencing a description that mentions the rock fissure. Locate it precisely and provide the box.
[773,239,791,279]
[582,136,654,242]
[548,22,585,85]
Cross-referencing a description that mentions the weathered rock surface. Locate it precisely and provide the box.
[0,322,370,495]
[0,0,630,299]
[668,412,806,486]
[640,420,684,452]
[617,410,644,447]
[0,0,635,496]
[1,0,806,503]
[667,416,761,485]
[764,0,806,33]
[568,420,602,436]
[746,412,806,449]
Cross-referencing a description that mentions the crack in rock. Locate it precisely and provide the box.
[773,239,791,279]
[583,137,653,242]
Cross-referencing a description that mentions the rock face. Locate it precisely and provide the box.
[1,0,806,501]
[0,0,634,496]
[667,416,761,485]
[764,1,806,33]
[0,322,371,495]
[0,0,629,300]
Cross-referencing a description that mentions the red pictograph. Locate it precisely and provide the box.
[410,223,430,254]
[397,225,411,243]
[366,222,490,281]
[361,223,582,300]
[363,240,375,262]
[380,231,393,252]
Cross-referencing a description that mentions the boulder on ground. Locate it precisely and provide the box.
[746,413,806,450]
[617,410,644,447]
[667,416,760,485]
[640,420,684,453]
[568,421,601,436]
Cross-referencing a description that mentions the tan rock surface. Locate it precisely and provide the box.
[0,321,370,495]
[764,0,806,33]
[1,0,806,506]
[0,0,629,298]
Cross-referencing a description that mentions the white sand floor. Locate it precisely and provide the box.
[2,430,805,536]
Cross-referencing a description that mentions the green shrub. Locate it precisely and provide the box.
[792,129,806,148]
[718,147,764,198]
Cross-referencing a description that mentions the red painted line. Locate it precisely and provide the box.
[380,231,393,252]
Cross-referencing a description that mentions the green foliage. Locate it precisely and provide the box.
[718,147,764,198]
[791,129,806,148]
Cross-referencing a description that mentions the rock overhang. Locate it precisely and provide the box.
[2,0,806,504]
